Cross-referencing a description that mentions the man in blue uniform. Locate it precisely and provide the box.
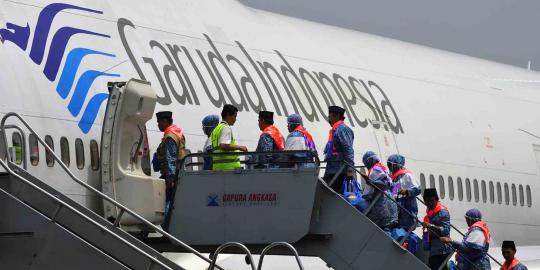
[323,106,354,191]
[441,208,491,270]
[284,114,317,167]
[201,114,220,170]
[151,111,186,225]
[500,241,528,270]
[362,151,398,232]
[387,154,421,230]
[254,111,284,167]
[422,188,452,270]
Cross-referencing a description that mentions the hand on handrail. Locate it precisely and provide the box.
[342,160,502,268]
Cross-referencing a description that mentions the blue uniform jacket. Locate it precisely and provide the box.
[502,262,528,270]
[285,130,317,165]
[324,122,354,176]
[453,227,491,270]
[255,133,282,167]
[393,173,421,230]
[152,138,177,179]
[427,208,453,256]
[364,167,398,229]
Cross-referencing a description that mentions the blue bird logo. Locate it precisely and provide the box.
[0,3,120,134]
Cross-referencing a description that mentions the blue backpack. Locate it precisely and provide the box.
[390,228,419,255]
[341,178,367,211]
[406,233,419,254]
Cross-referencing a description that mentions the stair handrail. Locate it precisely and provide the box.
[178,150,320,172]
[339,160,502,269]
[257,242,304,270]
[208,242,256,270]
[415,197,502,267]
[0,158,174,270]
[0,112,225,270]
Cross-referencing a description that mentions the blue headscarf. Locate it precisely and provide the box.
[287,113,303,129]
[465,208,482,224]
[202,115,219,136]
[387,154,405,173]
[362,151,380,169]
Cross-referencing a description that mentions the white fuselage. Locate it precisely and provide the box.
[1,0,539,265]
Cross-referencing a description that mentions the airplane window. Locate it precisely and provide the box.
[526,185,532,207]
[481,180,487,203]
[465,178,471,202]
[75,138,85,170]
[44,135,54,167]
[519,185,524,206]
[504,183,510,205]
[420,173,426,194]
[90,140,99,171]
[497,182,502,204]
[473,179,479,203]
[438,175,445,199]
[457,177,463,201]
[11,132,23,165]
[60,137,70,167]
[489,181,495,204]
[429,174,436,189]
[511,184,517,206]
[448,176,454,200]
[29,134,39,166]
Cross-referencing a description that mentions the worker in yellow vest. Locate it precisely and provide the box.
[211,104,248,170]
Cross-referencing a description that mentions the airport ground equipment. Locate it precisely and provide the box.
[208,242,256,270]
[257,242,305,270]
[0,83,225,269]
[152,151,429,270]
[0,161,184,270]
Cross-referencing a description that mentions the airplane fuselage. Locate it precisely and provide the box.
[1,0,539,255]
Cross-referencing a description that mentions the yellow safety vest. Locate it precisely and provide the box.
[211,122,241,170]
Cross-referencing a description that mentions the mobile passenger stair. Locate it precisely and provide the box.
[0,119,220,269]
[154,157,429,270]
[1,78,481,270]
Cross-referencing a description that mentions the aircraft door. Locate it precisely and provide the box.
[100,79,165,229]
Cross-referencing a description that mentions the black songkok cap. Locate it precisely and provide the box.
[423,188,439,199]
[329,106,345,115]
[156,111,173,119]
[502,241,516,250]
[258,111,274,122]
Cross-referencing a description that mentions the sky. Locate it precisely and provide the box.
[239,0,540,70]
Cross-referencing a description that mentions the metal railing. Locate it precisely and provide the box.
[0,158,173,270]
[257,242,304,270]
[414,198,502,268]
[208,242,256,270]
[335,160,502,269]
[207,241,304,270]
[0,112,225,270]
[179,150,320,172]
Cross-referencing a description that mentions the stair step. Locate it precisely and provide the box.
[0,165,186,270]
